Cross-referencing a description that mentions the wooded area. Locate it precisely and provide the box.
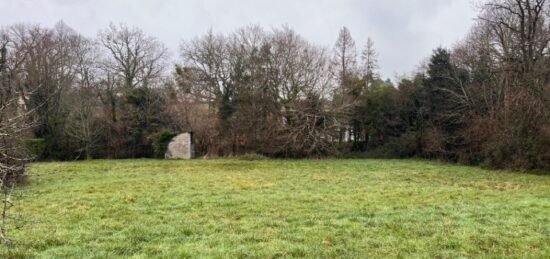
[0,0,548,171]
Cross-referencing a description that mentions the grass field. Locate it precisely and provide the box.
[1,159,549,258]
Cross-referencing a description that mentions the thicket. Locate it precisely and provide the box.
[1,0,548,170]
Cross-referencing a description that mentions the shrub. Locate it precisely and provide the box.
[533,125,550,170]
[385,131,420,158]
[152,130,177,158]
[362,131,420,158]
[24,138,46,161]
[420,127,445,158]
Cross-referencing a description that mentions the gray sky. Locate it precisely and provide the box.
[0,0,477,79]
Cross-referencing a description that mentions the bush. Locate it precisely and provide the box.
[533,125,550,170]
[24,138,46,160]
[385,131,420,158]
[152,130,177,158]
[420,127,445,158]
[362,131,420,158]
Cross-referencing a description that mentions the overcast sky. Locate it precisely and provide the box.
[0,0,478,79]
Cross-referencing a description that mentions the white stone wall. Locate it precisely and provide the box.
[165,133,194,159]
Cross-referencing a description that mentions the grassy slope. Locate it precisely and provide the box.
[1,159,549,258]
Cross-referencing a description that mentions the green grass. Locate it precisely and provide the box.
[1,159,549,258]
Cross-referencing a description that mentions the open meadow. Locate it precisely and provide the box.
[1,159,549,257]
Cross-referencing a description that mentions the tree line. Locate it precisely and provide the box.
[0,0,548,170]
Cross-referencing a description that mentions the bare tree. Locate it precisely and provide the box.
[177,25,342,156]
[333,26,357,98]
[361,37,379,89]
[332,26,358,143]
[478,0,550,125]
[61,28,104,160]
[98,23,168,90]
[179,29,232,115]
[269,26,340,156]
[0,26,35,243]
[97,23,169,157]
[97,22,168,122]
[65,88,103,160]
[179,29,238,154]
